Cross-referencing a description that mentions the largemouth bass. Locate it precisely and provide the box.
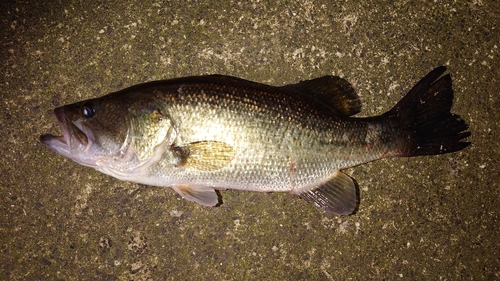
[40,66,470,215]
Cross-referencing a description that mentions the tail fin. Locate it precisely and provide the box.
[389,66,471,156]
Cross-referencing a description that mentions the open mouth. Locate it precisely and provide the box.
[40,107,90,156]
[40,106,137,175]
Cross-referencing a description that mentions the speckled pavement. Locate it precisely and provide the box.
[1,1,498,280]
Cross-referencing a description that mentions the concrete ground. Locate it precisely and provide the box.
[1,0,498,280]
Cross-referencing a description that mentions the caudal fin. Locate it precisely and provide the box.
[390,66,471,157]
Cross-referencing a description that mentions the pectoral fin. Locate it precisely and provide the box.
[171,184,221,207]
[295,171,358,216]
[171,141,235,171]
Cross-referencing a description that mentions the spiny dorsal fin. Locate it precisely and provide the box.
[296,171,358,216]
[171,141,235,171]
[282,76,361,117]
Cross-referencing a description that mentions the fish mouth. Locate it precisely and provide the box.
[40,107,95,166]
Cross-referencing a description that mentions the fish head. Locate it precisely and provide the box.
[40,97,131,166]
[40,95,175,178]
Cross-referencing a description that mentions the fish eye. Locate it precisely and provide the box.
[81,102,96,118]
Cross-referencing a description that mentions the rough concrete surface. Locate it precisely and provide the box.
[1,0,498,280]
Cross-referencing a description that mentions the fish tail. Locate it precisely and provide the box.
[389,66,471,157]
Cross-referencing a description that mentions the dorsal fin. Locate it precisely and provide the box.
[282,76,362,117]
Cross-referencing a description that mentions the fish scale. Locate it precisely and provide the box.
[40,67,470,215]
[158,85,350,189]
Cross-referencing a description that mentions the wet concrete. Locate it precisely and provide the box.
[1,0,498,280]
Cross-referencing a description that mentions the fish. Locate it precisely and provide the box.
[40,66,470,215]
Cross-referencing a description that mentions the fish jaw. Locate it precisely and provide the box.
[40,107,98,168]
[39,106,171,183]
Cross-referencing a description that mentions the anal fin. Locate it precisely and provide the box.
[297,171,358,216]
[171,184,221,207]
